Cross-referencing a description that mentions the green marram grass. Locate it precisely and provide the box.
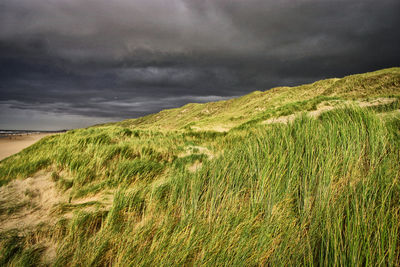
[0,68,399,266]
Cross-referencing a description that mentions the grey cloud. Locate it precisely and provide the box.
[0,0,399,129]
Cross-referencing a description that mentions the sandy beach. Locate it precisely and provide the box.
[0,133,52,161]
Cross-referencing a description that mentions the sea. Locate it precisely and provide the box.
[0,130,66,137]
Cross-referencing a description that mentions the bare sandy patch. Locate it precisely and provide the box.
[0,171,66,232]
[0,170,114,264]
[263,114,297,124]
[179,145,214,159]
[210,125,230,132]
[188,161,203,172]
[191,125,231,132]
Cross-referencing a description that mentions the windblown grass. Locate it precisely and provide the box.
[48,108,400,266]
[0,68,399,266]
[0,127,218,197]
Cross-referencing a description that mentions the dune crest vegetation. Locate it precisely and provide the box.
[0,68,400,266]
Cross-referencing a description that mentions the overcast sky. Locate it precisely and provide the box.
[1,0,399,130]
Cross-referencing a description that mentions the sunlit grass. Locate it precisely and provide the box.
[0,67,399,265]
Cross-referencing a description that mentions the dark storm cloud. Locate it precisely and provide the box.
[0,0,399,129]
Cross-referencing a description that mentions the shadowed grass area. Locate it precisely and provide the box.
[0,232,46,267]
[0,68,399,265]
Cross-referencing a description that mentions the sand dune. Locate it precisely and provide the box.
[0,133,52,161]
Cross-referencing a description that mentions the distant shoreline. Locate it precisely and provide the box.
[0,130,67,138]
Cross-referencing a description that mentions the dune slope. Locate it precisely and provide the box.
[0,68,399,266]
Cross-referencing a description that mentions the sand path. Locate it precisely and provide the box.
[0,133,52,161]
